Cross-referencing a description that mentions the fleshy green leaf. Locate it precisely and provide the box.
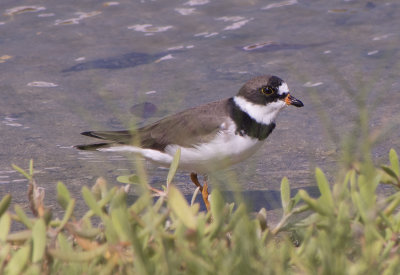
[91,177,108,200]
[298,189,329,216]
[70,227,101,239]
[381,166,399,182]
[82,186,104,217]
[103,216,120,244]
[256,208,268,231]
[383,192,400,216]
[280,177,291,214]
[208,189,225,237]
[5,245,30,274]
[315,167,334,211]
[6,230,32,242]
[24,264,41,275]
[57,233,71,252]
[0,194,11,217]
[352,192,367,222]
[116,174,139,184]
[32,219,46,263]
[0,244,11,270]
[0,212,11,241]
[56,199,75,231]
[49,244,108,262]
[168,184,197,229]
[111,207,131,242]
[167,148,181,187]
[109,189,130,243]
[12,164,31,180]
[14,205,33,229]
[389,149,399,176]
[29,159,34,177]
[82,186,103,216]
[292,192,302,208]
[358,174,377,208]
[56,181,71,210]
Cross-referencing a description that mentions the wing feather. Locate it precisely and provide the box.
[79,99,231,151]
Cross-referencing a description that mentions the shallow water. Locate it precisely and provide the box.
[1,0,399,217]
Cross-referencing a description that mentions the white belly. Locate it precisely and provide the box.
[100,133,265,173]
[165,132,265,173]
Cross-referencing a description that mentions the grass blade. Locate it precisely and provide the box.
[167,148,181,187]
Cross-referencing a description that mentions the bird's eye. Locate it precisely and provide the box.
[261,86,274,95]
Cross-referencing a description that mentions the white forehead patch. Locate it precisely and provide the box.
[278,82,289,95]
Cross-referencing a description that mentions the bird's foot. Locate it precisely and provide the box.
[190,172,210,212]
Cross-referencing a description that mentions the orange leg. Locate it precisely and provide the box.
[190,172,210,212]
[202,181,211,212]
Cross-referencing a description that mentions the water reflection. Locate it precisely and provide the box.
[5,5,46,16]
[62,50,182,72]
[242,41,329,52]
[54,11,101,25]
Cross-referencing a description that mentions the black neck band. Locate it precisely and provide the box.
[227,98,276,140]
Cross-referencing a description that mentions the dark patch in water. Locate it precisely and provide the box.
[130,102,158,119]
[241,41,329,52]
[107,118,125,129]
[62,50,182,72]
[365,2,376,9]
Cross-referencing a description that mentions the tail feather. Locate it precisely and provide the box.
[80,131,101,138]
[77,130,135,151]
[80,130,133,143]
[75,143,113,151]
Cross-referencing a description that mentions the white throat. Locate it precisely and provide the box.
[233,96,286,125]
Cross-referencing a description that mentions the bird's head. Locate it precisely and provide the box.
[234,75,303,125]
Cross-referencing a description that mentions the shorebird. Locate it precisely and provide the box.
[77,75,304,210]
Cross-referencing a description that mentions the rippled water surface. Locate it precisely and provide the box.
[1,0,399,216]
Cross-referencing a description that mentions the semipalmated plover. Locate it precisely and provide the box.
[77,75,303,209]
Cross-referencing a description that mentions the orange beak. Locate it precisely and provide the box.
[284,93,304,107]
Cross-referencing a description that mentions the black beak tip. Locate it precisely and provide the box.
[293,100,304,108]
[286,94,304,108]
